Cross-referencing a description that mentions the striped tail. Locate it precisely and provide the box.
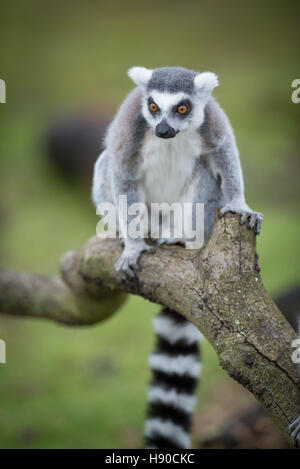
[144,307,203,449]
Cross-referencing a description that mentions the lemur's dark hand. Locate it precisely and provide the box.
[219,199,263,234]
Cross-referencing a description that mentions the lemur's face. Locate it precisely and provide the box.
[128,66,219,139]
[143,91,203,138]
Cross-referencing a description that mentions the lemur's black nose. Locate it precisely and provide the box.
[155,121,176,139]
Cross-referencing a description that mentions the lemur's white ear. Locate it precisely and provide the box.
[194,72,219,98]
[128,66,153,88]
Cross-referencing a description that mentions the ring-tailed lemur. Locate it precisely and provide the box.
[92,66,263,448]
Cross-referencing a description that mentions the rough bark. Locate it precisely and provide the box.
[0,212,299,446]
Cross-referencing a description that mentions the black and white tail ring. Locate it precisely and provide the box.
[144,307,203,449]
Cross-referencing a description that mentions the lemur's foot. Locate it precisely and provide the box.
[155,237,185,246]
[290,415,300,447]
[219,201,263,234]
[115,242,155,278]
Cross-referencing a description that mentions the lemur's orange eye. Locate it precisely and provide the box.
[149,102,158,112]
[177,105,188,114]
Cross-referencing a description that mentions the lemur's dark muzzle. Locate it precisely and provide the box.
[155,120,176,139]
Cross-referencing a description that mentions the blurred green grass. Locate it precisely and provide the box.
[0,0,299,448]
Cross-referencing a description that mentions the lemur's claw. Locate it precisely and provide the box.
[290,416,300,447]
[248,212,263,234]
[255,215,263,234]
[248,213,258,229]
[239,213,249,225]
[239,211,263,233]
[115,254,138,278]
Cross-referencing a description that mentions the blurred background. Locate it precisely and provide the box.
[0,0,299,449]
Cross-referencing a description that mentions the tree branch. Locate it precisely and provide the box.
[0,212,299,446]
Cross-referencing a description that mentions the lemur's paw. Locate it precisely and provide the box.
[219,202,263,235]
[115,243,155,278]
[156,237,185,246]
[240,210,263,234]
[290,415,300,447]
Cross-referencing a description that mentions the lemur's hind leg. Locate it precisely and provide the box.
[144,308,203,449]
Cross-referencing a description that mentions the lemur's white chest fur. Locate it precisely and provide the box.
[139,128,202,204]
